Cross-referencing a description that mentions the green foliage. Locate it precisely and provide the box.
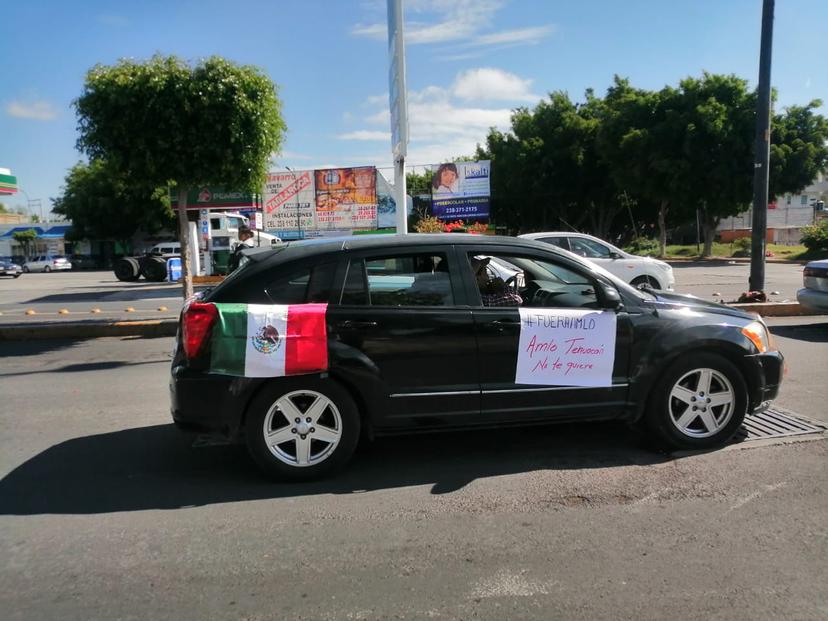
[477,73,827,256]
[406,170,432,195]
[770,100,828,198]
[623,237,659,256]
[12,228,38,243]
[52,160,175,243]
[800,220,828,254]
[75,54,286,193]
[12,228,38,257]
[733,237,752,255]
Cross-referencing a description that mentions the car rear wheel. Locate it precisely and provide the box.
[631,275,660,290]
[645,352,747,450]
[245,378,361,481]
[44,265,51,272]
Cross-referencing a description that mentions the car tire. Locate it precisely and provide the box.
[23,265,29,273]
[44,265,51,273]
[142,256,168,282]
[645,352,747,451]
[114,257,141,282]
[245,377,361,481]
[13,274,21,278]
[631,275,661,290]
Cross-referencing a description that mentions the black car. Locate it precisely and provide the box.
[0,258,23,278]
[170,234,783,480]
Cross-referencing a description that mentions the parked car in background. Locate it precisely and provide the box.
[171,234,782,481]
[22,255,72,273]
[0,258,23,278]
[519,232,675,291]
[796,259,828,313]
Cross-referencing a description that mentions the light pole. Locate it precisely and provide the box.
[285,166,302,240]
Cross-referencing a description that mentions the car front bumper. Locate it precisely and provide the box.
[796,287,828,313]
[745,350,784,411]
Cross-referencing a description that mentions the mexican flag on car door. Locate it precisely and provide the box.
[210,303,328,377]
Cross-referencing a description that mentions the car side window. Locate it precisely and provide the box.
[540,236,570,251]
[340,253,454,307]
[569,238,611,259]
[468,251,599,309]
[263,262,337,305]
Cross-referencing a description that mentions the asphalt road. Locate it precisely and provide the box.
[0,323,826,620]
[0,260,814,325]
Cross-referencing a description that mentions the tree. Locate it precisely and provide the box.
[770,99,828,199]
[405,170,432,195]
[52,160,175,253]
[75,54,286,297]
[12,228,38,259]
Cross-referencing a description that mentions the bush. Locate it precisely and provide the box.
[733,237,752,254]
[413,215,444,233]
[624,237,659,256]
[801,220,828,255]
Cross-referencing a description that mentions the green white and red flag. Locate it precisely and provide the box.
[209,303,328,377]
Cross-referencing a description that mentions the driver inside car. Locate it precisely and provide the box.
[471,256,523,307]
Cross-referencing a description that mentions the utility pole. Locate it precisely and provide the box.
[388,0,409,234]
[749,0,775,292]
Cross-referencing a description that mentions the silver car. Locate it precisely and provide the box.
[22,255,72,273]
[797,259,828,313]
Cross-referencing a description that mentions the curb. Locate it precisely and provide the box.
[0,318,178,341]
[726,302,825,317]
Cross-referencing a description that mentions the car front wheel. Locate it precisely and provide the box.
[631,275,661,290]
[645,352,747,450]
[23,265,29,273]
[245,378,361,481]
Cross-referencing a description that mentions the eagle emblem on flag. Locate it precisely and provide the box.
[251,324,281,354]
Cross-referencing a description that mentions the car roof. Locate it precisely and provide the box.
[247,233,569,263]
[519,231,591,239]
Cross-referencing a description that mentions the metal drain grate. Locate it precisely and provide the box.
[736,408,826,442]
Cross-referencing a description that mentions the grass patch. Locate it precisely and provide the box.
[629,242,817,260]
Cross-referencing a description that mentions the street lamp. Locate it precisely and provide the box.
[285,166,302,240]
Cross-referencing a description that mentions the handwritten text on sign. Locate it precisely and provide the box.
[515,308,617,387]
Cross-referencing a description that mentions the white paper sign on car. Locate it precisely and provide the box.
[516,308,616,387]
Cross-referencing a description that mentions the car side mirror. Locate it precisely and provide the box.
[609,251,622,260]
[601,285,623,310]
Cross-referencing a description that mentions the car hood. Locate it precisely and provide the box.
[645,291,755,320]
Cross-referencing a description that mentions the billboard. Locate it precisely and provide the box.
[263,170,317,232]
[314,167,377,230]
[430,160,491,221]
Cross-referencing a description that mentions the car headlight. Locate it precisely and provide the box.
[655,261,672,271]
[741,320,776,353]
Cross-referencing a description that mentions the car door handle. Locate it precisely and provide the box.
[337,320,378,329]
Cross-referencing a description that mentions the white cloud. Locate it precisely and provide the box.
[451,68,539,102]
[337,130,392,141]
[351,1,553,50]
[5,100,59,121]
[463,25,555,47]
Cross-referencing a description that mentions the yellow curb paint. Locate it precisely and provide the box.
[157,306,168,312]
[25,309,37,315]
[112,320,162,327]
[91,308,101,313]
[125,307,135,312]
[59,309,70,315]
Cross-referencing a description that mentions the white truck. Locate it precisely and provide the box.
[113,212,280,281]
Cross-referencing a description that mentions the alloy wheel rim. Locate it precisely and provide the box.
[668,367,735,438]
[262,390,342,468]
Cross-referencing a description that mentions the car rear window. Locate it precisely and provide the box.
[340,253,454,307]
[264,262,337,305]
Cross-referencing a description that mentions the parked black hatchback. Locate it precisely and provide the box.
[170,234,783,480]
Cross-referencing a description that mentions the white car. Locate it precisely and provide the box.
[519,232,675,291]
[796,259,828,313]
[22,255,72,273]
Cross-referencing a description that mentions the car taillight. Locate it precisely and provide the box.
[182,302,218,359]
[804,267,827,278]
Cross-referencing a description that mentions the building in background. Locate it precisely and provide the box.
[717,172,828,244]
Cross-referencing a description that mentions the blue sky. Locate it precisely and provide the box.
[1,0,825,217]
